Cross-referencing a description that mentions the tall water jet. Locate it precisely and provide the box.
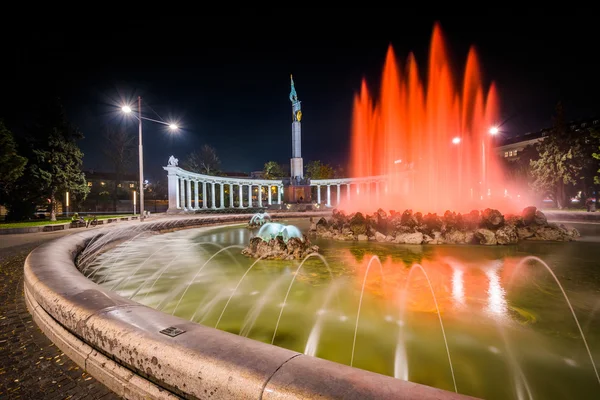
[348,23,519,214]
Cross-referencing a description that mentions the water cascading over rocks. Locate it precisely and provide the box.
[311,206,579,245]
[242,222,319,259]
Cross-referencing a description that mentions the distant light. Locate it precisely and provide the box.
[169,123,178,130]
[489,126,499,135]
[394,159,402,164]
[452,137,461,144]
[122,105,132,114]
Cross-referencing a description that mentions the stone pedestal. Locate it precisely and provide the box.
[283,185,312,204]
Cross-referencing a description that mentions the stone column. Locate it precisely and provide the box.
[180,178,186,210]
[229,183,234,208]
[194,181,199,209]
[167,171,179,212]
[326,185,331,207]
[347,183,351,201]
[317,185,321,204]
[257,185,262,207]
[219,183,225,209]
[278,186,282,204]
[202,181,208,209]
[336,184,341,205]
[238,184,244,208]
[186,179,192,210]
[247,185,252,207]
[211,182,216,209]
[268,186,272,205]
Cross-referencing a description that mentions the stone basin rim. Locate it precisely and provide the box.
[24,215,477,400]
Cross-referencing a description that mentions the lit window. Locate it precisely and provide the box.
[509,151,513,157]
[87,182,92,187]
[101,182,105,186]
[129,183,134,188]
[504,152,508,157]
[117,183,122,188]
[513,150,518,156]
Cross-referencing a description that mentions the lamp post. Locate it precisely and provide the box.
[122,97,178,222]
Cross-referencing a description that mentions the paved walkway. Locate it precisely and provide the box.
[0,240,120,399]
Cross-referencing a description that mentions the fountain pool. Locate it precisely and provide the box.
[83,219,600,399]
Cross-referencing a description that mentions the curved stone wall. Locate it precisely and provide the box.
[25,216,475,399]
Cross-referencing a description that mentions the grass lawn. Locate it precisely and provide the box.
[0,214,133,229]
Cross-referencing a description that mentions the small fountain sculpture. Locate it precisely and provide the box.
[242,222,319,260]
[248,212,271,228]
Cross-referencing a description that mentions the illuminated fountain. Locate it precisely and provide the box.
[347,23,520,214]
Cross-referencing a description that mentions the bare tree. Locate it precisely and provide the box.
[182,144,221,175]
[103,128,135,209]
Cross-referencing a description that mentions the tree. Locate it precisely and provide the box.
[103,127,135,208]
[263,161,285,179]
[31,128,89,220]
[588,129,600,185]
[0,120,27,203]
[182,144,221,175]
[529,103,587,209]
[305,160,335,179]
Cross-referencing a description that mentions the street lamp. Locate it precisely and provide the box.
[489,126,499,135]
[121,96,179,221]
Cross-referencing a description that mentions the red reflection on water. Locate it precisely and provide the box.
[347,23,524,214]
[345,250,518,316]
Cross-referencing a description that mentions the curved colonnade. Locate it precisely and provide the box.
[165,163,405,212]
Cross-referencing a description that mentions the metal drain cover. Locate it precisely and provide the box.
[159,326,186,337]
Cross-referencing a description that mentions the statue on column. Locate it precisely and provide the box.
[168,155,179,166]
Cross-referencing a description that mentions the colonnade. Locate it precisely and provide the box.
[164,164,284,211]
[310,176,387,207]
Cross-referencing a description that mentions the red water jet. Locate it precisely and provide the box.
[347,23,522,214]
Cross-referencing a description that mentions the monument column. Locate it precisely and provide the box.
[317,185,321,204]
[326,185,331,207]
[337,184,341,205]
[229,183,234,208]
[238,184,244,208]
[202,181,208,209]
[268,186,272,205]
[247,185,252,207]
[194,181,199,209]
[289,74,303,181]
[278,186,282,204]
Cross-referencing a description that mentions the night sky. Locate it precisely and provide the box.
[2,13,598,181]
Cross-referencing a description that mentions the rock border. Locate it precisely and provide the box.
[311,206,580,245]
[24,214,476,400]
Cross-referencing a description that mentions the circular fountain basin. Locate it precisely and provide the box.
[81,218,600,400]
[24,215,471,400]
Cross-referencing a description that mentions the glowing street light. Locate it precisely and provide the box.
[489,126,499,135]
[452,137,461,144]
[121,98,180,222]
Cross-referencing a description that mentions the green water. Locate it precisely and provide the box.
[86,219,600,399]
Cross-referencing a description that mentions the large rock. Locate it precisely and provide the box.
[242,235,319,260]
[496,225,518,244]
[475,228,497,245]
[394,232,424,244]
[481,208,504,229]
